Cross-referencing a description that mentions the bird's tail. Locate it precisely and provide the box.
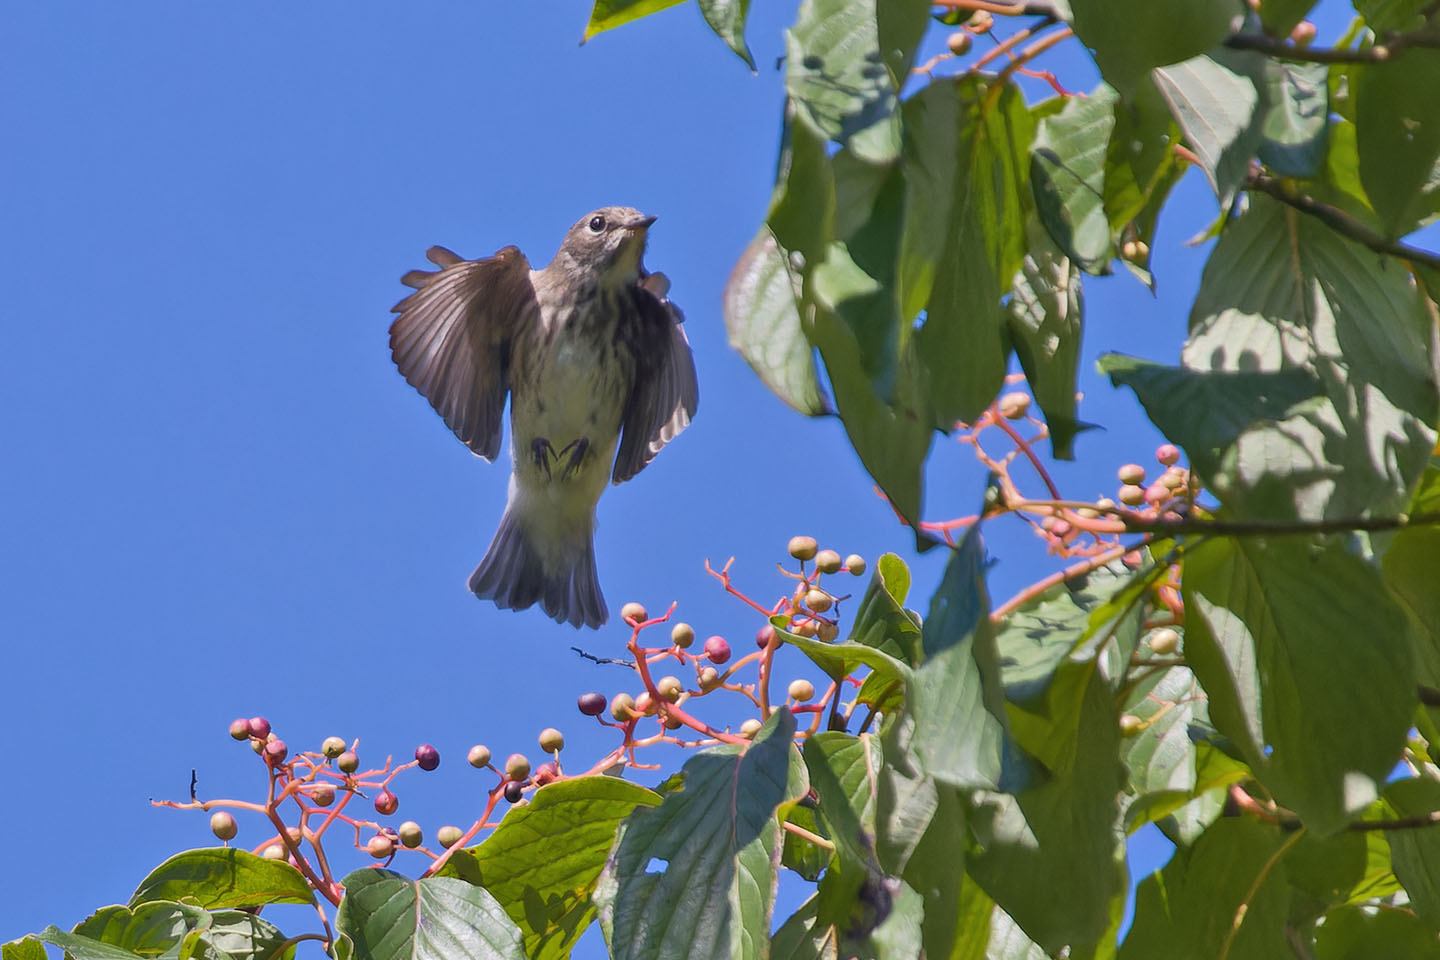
[468,505,608,629]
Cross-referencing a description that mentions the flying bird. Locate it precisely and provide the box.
[389,207,698,629]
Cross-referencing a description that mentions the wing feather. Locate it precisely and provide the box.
[612,278,699,484]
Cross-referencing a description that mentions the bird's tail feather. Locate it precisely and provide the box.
[468,507,608,629]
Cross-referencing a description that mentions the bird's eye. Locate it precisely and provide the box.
[588,215,606,233]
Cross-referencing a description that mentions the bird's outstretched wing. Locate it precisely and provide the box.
[612,275,699,484]
[389,245,537,461]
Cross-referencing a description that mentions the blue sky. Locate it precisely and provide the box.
[0,1,1374,952]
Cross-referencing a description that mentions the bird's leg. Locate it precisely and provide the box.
[531,437,556,479]
[557,438,590,481]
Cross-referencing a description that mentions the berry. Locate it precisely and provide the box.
[534,761,560,785]
[704,636,731,664]
[337,751,360,774]
[946,30,973,55]
[286,826,303,846]
[1048,519,1073,539]
[621,601,648,623]
[367,835,394,859]
[247,717,272,740]
[321,737,347,758]
[610,693,636,721]
[1148,628,1180,655]
[251,739,265,755]
[262,844,286,860]
[414,744,440,771]
[1145,481,1170,504]
[1095,497,1117,513]
[739,718,763,739]
[398,821,423,848]
[816,621,839,643]
[210,811,238,841]
[229,719,250,741]
[538,728,565,753]
[968,9,994,30]
[656,676,684,703]
[698,667,721,692]
[664,715,684,730]
[1156,444,1180,466]
[436,825,464,848]
[1118,484,1146,506]
[374,789,398,816]
[1117,463,1146,485]
[505,753,531,780]
[755,624,776,649]
[264,740,289,766]
[1291,20,1316,45]
[309,783,335,807]
[578,692,607,716]
[1160,468,1187,491]
[793,619,818,638]
[670,622,695,648]
[635,692,658,717]
[999,392,1031,420]
[788,679,816,702]
[814,549,843,574]
[788,536,818,561]
[805,589,832,613]
[844,554,866,576]
[468,745,492,768]
[1120,715,1144,737]
[504,781,525,803]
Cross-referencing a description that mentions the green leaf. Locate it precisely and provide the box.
[780,802,831,882]
[1103,75,1182,232]
[1152,49,1267,210]
[1383,524,1440,689]
[785,0,903,162]
[1354,0,1435,32]
[128,847,315,910]
[1069,0,1243,94]
[70,902,293,960]
[911,79,1034,426]
[779,625,913,704]
[1030,83,1117,272]
[1260,0,1317,36]
[1257,60,1328,177]
[35,927,148,960]
[912,530,1008,789]
[582,0,686,40]
[1356,53,1440,237]
[1284,830,1369,920]
[846,552,923,665]
[336,870,525,960]
[1314,903,1440,960]
[1004,222,1085,459]
[1306,117,1382,230]
[1184,192,1440,520]
[1382,777,1440,930]
[1,939,46,960]
[436,777,662,959]
[805,733,884,928]
[723,230,830,417]
[967,663,1124,952]
[874,711,939,878]
[770,895,837,960]
[698,0,754,69]
[1183,536,1416,833]
[1119,818,1290,960]
[985,904,1047,959]
[902,786,984,960]
[1119,666,1207,796]
[597,709,807,960]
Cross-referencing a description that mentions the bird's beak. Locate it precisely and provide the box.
[626,214,658,232]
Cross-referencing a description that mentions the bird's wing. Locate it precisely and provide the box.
[389,244,536,461]
[612,276,699,484]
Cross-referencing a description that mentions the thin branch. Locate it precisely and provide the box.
[1224,29,1440,64]
[1122,510,1440,538]
[571,646,633,668]
[782,819,836,850]
[1347,810,1440,831]
[933,0,1070,16]
[1218,827,1305,960]
[1247,173,1440,272]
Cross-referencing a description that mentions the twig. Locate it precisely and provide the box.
[782,819,836,850]
[1247,173,1440,272]
[1122,510,1440,538]
[571,646,634,668]
[1224,29,1440,64]
[996,27,1073,85]
[1217,827,1305,960]
[933,0,1069,15]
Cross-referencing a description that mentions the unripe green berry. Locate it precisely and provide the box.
[1117,463,1146,485]
[229,719,251,741]
[845,554,866,576]
[698,667,721,691]
[321,736,347,758]
[1118,484,1146,506]
[468,744,492,768]
[262,844,286,860]
[610,693,636,721]
[367,835,394,859]
[788,536,818,561]
[788,679,816,702]
[436,825,464,848]
[656,676,684,703]
[999,391,1031,420]
[670,622,695,648]
[805,589,832,613]
[337,751,359,774]
[621,601,648,623]
[635,692,658,717]
[210,811,238,841]
[816,621,839,643]
[286,826,303,846]
[946,30,973,55]
[505,753,531,780]
[739,718,763,739]
[1148,628,1180,655]
[398,821,423,848]
[814,549,843,574]
[1120,714,1144,737]
[538,728,565,753]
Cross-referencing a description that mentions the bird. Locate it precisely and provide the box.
[388,206,698,629]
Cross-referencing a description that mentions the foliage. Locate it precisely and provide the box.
[11,1,1440,958]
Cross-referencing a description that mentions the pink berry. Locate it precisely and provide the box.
[229,719,251,741]
[1156,444,1180,465]
[704,636,731,664]
[247,717,272,740]
[414,744,440,771]
[373,789,398,816]
[263,740,288,765]
[755,624,775,649]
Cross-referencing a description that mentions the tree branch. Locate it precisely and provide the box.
[1246,173,1440,272]
[932,0,1070,17]
[1224,26,1440,64]
[1122,510,1440,538]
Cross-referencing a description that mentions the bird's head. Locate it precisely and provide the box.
[555,206,656,288]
